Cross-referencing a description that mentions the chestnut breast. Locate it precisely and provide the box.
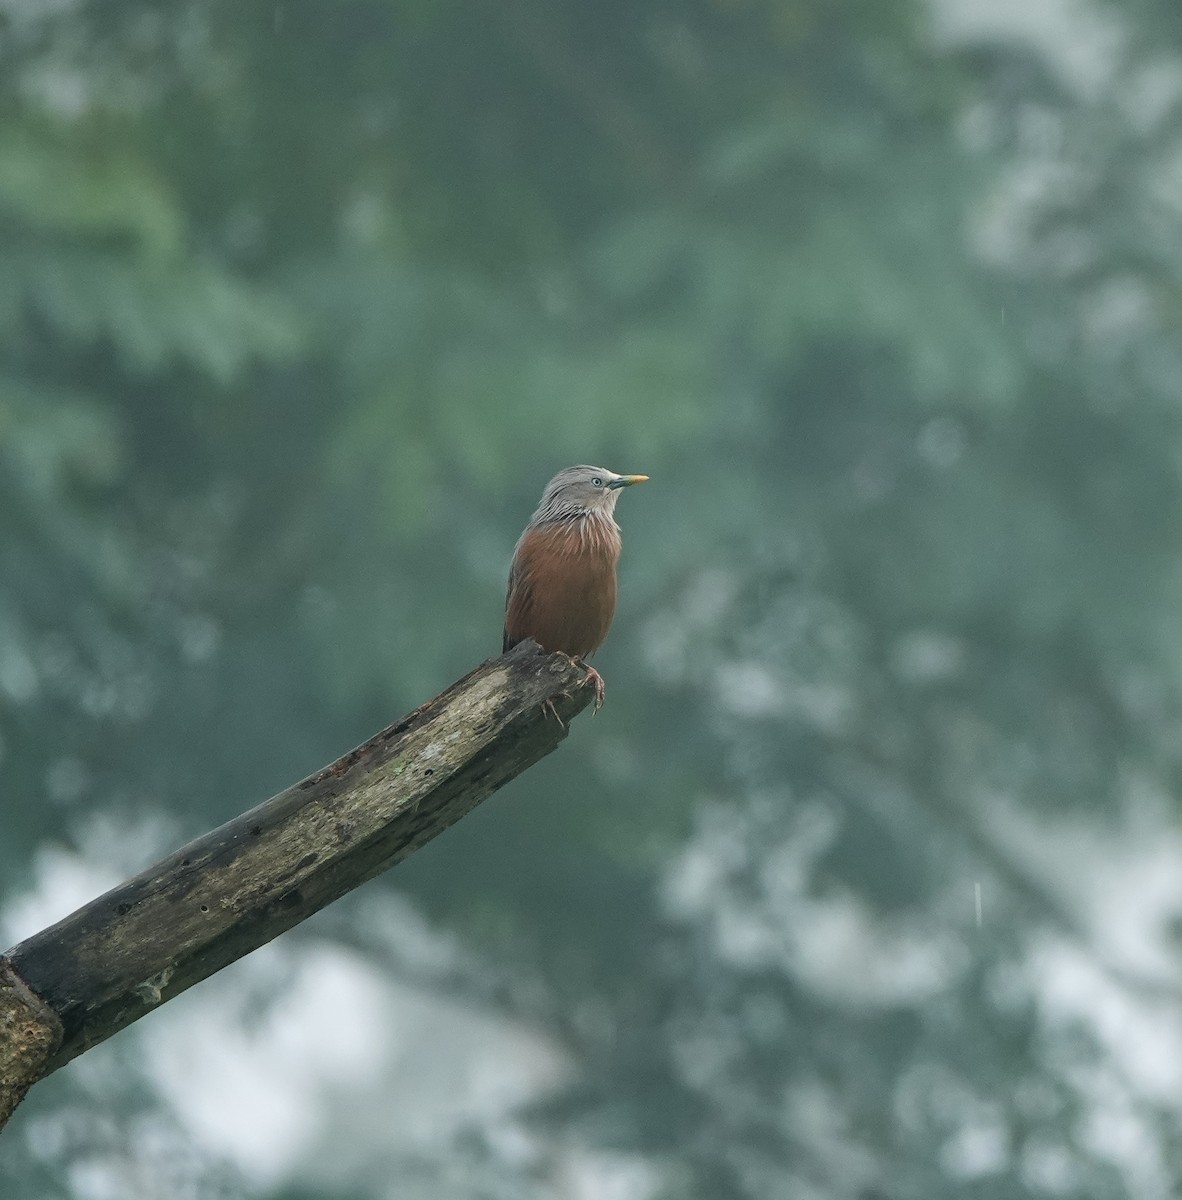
[503,516,622,659]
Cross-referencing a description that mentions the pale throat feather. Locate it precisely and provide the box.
[553,509,621,561]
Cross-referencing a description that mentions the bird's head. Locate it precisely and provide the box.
[534,465,649,523]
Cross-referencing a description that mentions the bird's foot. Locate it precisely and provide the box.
[579,664,606,713]
[542,695,568,728]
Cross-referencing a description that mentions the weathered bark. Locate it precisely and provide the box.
[0,960,63,1129]
[0,643,593,1130]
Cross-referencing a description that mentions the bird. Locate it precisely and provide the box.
[503,464,648,711]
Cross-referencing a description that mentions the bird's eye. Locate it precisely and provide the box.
[591,476,604,488]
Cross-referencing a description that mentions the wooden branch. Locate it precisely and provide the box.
[0,643,594,1130]
[0,961,63,1130]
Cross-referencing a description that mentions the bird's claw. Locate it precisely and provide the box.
[581,665,606,713]
[542,666,605,724]
[543,694,569,728]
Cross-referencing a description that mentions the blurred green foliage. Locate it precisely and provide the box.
[4,1,1182,1198]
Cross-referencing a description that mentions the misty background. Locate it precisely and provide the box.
[4,0,1182,1197]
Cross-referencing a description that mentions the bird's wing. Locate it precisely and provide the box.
[503,527,548,653]
[502,547,527,652]
[501,593,516,652]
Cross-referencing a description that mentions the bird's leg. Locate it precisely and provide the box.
[575,661,606,712]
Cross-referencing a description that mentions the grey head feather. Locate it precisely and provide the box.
[530,465,622,525]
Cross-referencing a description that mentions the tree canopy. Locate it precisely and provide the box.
[4,1,1182,1198]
